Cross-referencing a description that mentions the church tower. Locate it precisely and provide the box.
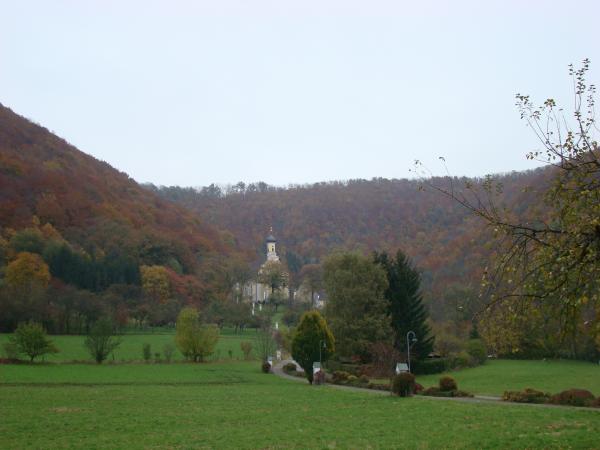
[265,228,279,262]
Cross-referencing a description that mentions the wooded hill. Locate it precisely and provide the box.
[147,168,552,320]
[0,103,236,331]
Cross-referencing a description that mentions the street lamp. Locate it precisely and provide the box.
[319,339,327,366]
[406,331,417,372]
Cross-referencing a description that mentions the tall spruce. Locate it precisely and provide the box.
[374,250,434,361]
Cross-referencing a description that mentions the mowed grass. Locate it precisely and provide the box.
[1,362,600,449]
[416,359,600,397]
[0,330,257,362]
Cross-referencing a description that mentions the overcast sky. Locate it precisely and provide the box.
[2,0,599,187]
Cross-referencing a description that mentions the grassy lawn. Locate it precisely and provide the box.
[415,359,600,396]
[1,362,600,449]
[0,330,257,362]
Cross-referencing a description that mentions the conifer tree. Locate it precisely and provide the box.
[374,250,434,361]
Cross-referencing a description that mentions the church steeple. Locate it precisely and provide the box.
[265,227,279,262]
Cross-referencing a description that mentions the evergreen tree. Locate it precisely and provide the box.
[374,250,434,361]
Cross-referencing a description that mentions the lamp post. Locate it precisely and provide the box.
[319,339,326,366]
[406,331,417,372]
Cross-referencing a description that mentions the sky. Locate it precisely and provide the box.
[1,0,599,187]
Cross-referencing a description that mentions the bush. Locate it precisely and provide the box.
[414,382,424,394]
[332,370,351,384]
[449,351,474,369]
[240,341,253,360]
[591,397,600,408]
[154,352,161,363]
[422,386,442,396]
[549,389,596,407]
[412,358,447,375]
[392,372,415,397]
[163,343,175,363]
[282,362,297,374]
[347,375,358,383]
[466,339,487,365]
[9,321,59,362]
[358,374,370,385]
[502,388,550,404]
[439,376,458,392]
[85,318,121,364]
[2,342,19,360]
[142,343,152,362]
[261,361,272,373]
[421,386,473,398]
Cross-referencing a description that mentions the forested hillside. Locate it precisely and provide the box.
[148,169,552,319]
[0,103,236,332]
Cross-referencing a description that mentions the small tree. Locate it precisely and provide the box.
[9,321,58,362]
[240,341,253,360]
[84,318,121,364]
[175,307,219,362]
[163,343,175,363]
[291,311,334,384]
[142,343,152,362]
[255,314,276,364]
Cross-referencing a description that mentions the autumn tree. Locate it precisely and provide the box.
[291,310,334,384]
[259,261,287,295]
[2,252,51,328]
[374,250,434,361]
[175,307,219,362]
[415,60,600,355]
[141,265,171,304]
[299,263,323,307]
[323,252,390,361]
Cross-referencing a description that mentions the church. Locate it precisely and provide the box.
[242,229,289,313]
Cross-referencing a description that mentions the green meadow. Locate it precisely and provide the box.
[417,359,600,397]
[2,361,600,449]
[0,329,256,362]
[2,332,600,449]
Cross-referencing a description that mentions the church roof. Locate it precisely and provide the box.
[266,233,277,243]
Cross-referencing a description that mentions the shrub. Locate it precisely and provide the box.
[347,375,358,383]
[449,351,474,369]
[228,349,233,359]
[2,342,19,360]
[9,321,58,362]
[154,352,161,363]
[549,389,596,407]
[85,318,121,364]
[358,374,370,385]
[422,386,442,396]
[282,362,297,374]
[439,376,457,392]
[590,397,600,408]
[142,343,152,362]
[502,388,550,404]
[414,382,424,394]
[163,343,175,363]
[332,370,351,384]
[421,386,473,398]
[466,339,487,365]
[412,358,447,375]
[392,372,415,397]
[240,341,253,360]
[261,361,272,373]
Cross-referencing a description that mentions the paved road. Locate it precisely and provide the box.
[272,360,600,412]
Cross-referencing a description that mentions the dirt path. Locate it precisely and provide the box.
[272,360,600,412]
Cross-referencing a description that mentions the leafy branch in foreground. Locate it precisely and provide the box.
[414,60,599,349]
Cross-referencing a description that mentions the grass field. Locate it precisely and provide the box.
[0,329,258,362]
[416,359,600,396]
[1,361,600,449]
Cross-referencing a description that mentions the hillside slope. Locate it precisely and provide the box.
[0,103,234,331]
[148,169,552,319]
